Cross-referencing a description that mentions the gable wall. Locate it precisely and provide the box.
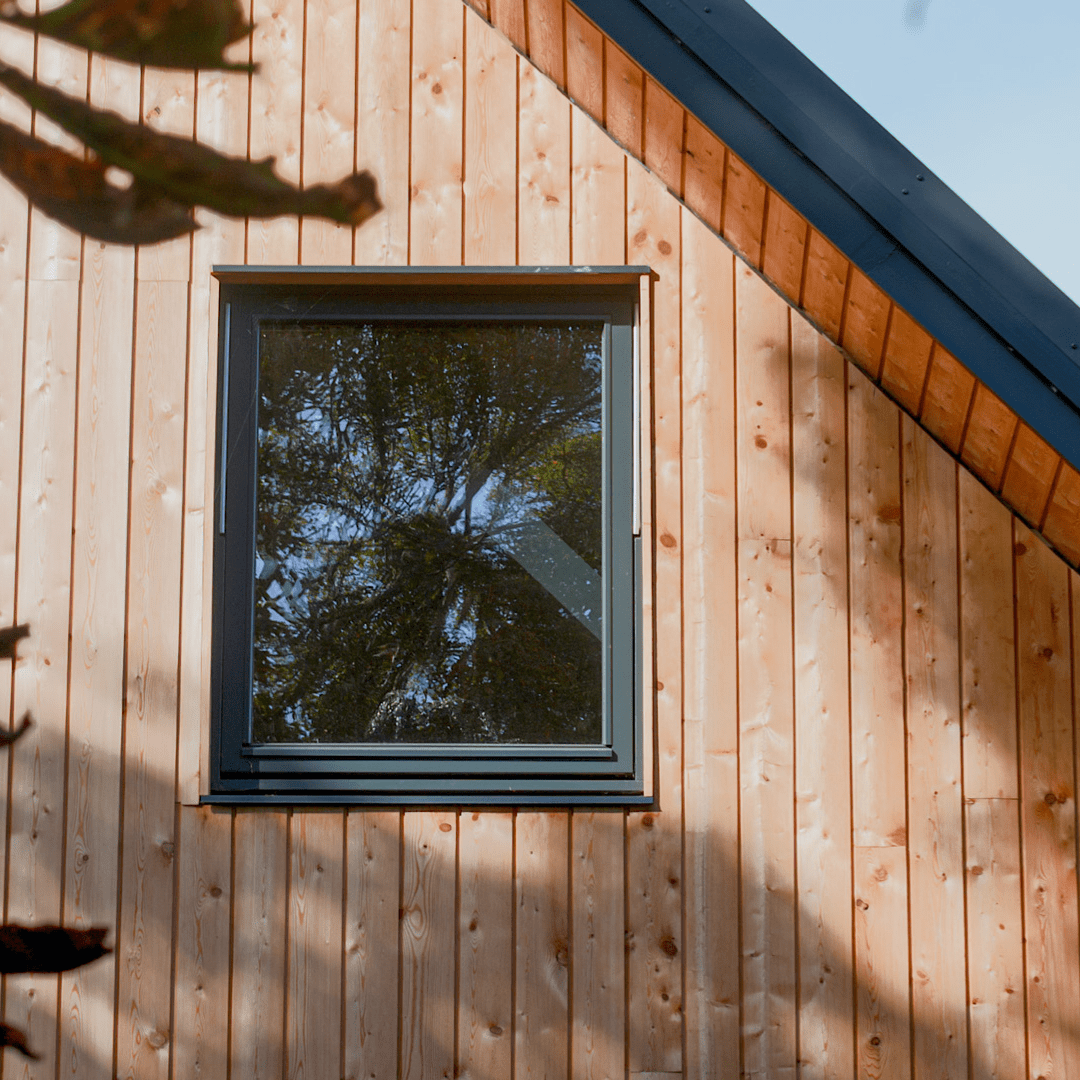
[0,2,1079,1079]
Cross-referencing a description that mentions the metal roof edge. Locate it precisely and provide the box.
[571,0,1080,467]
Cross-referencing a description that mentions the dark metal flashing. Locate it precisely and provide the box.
[572,0,1080,468]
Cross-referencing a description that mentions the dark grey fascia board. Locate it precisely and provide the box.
[213,264,655,285]
[571,0,1080,468]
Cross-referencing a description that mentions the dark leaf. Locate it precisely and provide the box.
[0,0,254,71]
[0,1023,40,1059]
[0,712,32,747]
[0,119,197,244]
[0,623,29,659]
[0,63,382,227]
[0,925,111,974]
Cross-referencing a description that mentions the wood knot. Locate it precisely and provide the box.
[655,680,664,691]
[1041,646,1054,660]
[553,939,568,967]
[754,435,768,449]
[488,1024,503,1037]
[1044,792,1058,806]
[209,885,223,898]
[1014,541,1028,556]
[432,82,443,95]
[439,821,452,832]
[633,229,648,245]
[657,240,672,256]
[146,1030,168,1050]
[877,504,901,523]
[855,899,869,910]
[659,532,677,548]
[160,841,175,860]
[469,918,478,932]
[659,935,678,958]
[869,1036,881,1047]
[969,865,984,876]
[640,813,654,829]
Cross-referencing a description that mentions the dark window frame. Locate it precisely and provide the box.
[205,267,649,805]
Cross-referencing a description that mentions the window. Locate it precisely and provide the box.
[208,268,645,803]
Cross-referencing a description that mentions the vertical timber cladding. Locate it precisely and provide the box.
[1,1,1080,1078]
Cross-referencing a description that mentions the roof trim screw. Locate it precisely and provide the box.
[916,174,925,181]
[901,188,909,195]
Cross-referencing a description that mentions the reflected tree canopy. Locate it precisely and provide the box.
[253,319,605,745]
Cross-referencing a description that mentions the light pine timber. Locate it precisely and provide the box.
[248,0,304,264]
[288,812,345,1080]
[514,812,569,1080]
[790,314,854,1080]
[901,420,967,1080]
[354,0,411,266]
[0,17,31,974]
[736,269,796,1080]
[116,282,188,1080]
[569,97,626,1080]
[959,469,1018,799]
[964,798,1025,1079]
[301,0,357,264]
[517,64,571,265]
[230,811,288,1080]
[400,811,457,1080]
[847,370,906,848]
[680,209,739,1080]
[61,228,135,1080]
[7,278,80,1080]
[457,812,513,1080]
[173,806,233,1080]
[345,812,402,1080]
[410,0,465,266]
[627,160,683,1075]
[854,847,911,1080]
[179,56,249,803]
[1015,525,1080,1080]
[138,65,195,282]
[464,11,517,265]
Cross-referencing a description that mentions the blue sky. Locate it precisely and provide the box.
[741,0,1080,306]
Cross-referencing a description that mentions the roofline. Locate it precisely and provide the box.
[572,0,1080,467]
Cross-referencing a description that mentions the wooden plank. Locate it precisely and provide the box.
[525,0,566,88]
[1000,423,1060,527]
[301,0,358,264]
[854,847,911,1080]
[490,0,527,52]
[288,812,345,1080]
[901,419,967,1080]
[564,5,604,122]
[800,229,847,340]
[918,346,975,455]
[604,40,643,158]
[401,811,457,1080]
[790,313,854,1080]
[959,469,1018,799]
[514,812,569,1080]
[959,383,1017,492]
[571,811,625,1080]
[464,0,488,17]
[116,281,188,1080]
[627,162,682,1075]
[847,369,906,847]
[735,266,795,1080]
[60,217,135,1080]
[7,278,80,1079]
[964,798,1025,1079]
[571,106,625,265]
[354,0,411,266]
[1042,462,1080,566]
[518,63,571,265]
[345,811,401,1080]
[682,115,724,232]
[248,0,304,264]
[139,67,195,281]
[230,810,288,1080]
[879,307,933,415]
[735,266,790,543]
[458,812,513,1079]
[761,194,807,304]
[643,77,684,195]
[681,209,739,1080]
[720,153,766,269]
[179,58,249,803]
[173,806,233,1080]
[840,269,890,378]
[1015,524,1080,1080]
[464,12,518,265]
[410,0,465,265]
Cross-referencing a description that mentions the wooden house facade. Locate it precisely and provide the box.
[1,0,1080,1077]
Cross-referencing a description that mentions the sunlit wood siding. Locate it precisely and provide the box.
[1,2,1079,1078]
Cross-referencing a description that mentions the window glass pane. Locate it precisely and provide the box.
[253,320,605,745]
